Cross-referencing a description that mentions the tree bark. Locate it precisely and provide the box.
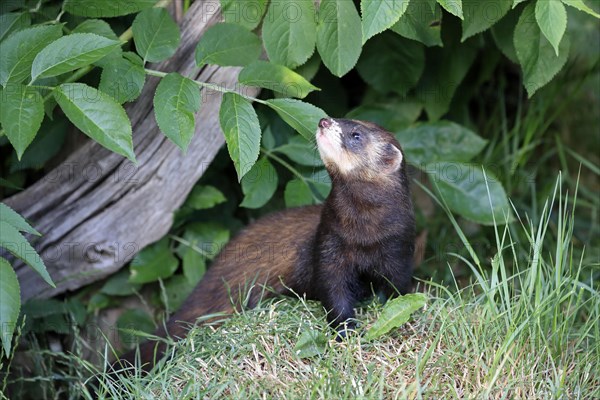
[4,1,258,301]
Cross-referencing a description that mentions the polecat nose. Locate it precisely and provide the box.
[319,118,332,129]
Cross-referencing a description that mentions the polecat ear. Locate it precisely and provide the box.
[382,143,403,173]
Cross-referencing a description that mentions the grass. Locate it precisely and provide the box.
[85,177,599,400]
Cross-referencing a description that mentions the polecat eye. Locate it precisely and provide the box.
[351,131,361,140]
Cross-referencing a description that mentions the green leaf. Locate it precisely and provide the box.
[514,3,570,97]
[239,61,319,99]
[364,293,427,341]
[240,157,279,209]
[491,5,521,63]
[361,0,410,43]
[415,38,477,120]
[30,33,121,82]
[263,0,317,68]
[0,12,31,42]
[356,32,424,96]
[535,0,567,56]
[87,293,110,311]
[391,0,442,47]
[129,239,179,284]
[0,221,54,287]
[0,85,44,159]
[284,179,314,207]
[461,0,512,41]
[265,98,328,141]
[101,270,142,296]
[395,121,487,166]
[317,0,362,77]
[182,222,230,260]
[64,0,156,17]
[436,0,463,19]
[184,185,226,210]
[0,25,63,86]
[294,330,328,358]
[346,101,423,131]
[427,162,513,225]
[294,53,322,82]
[54,83,135,162]
[132,8,181,63]
[154,72,200,151]
[219,93,261,180]
[72,19,118,40]
[561,0,600,18]
[0,257,20,358]
[99,53,146,103]
[117,309,155,349]
[274,136,323,167]
[0,202,39,235]
[305,169,332,199]
[221,0,269,30]
[195,23,262,67]
[9,118,68,173]
[181,247,206,285]
[163,275,196,311]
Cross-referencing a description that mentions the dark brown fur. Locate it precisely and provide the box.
[115,119,415,370]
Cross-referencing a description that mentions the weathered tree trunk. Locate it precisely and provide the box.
[5,1,258,300]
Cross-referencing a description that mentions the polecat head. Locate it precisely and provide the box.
[316,118,404,181]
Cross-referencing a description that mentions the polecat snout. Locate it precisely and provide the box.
[116,118,415,369]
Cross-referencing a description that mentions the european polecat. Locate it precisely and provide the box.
[117,118,415,369]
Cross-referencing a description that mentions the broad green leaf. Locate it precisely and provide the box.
[0,12,31,42]
[395,121,487,166]
[512,0,528,7]
[221,0,268,29]
[561,0,600,18]
[219,92,261,180]
[0,25,63,86]
[427,162,513,225]
[101,270,142,296]
[117,309,155,349]
[182,222,230,260]
[391,0,442,47]
[185,185,226,210]
[415,37,477,120]
[274,136,323,167]
[0,85,44,159]
[317,0,362,77]
[514,3,570,97]
[20,299,64,319]
[30,33,121,82]
[54,83,135,162]
[461,0,512,41]
[536,0,567,56]
[195,23,262,67]
[0,202,39,235]
[364,293,427,340]
[181,247,206,285]
[99,53,146,103]
[0,221,54,287]
[284,179,314,207]
[356,33,424,96]
[87,293,110,311]
[129,239,178,284]
[305,169,332,199]
[132,8,180,63]
[294,330,328,358]
[240,157,278,208]
[154,72,200,151]
[73,19,118,40]
[163,275,196,311]
[361,0,410,43]
[0,257,20,358]
[239,61,319,99]
[64,0,156,17]
[9,118,68,173]
[437,0,463,19]
[294,53,322,82]
[263,0,317,68]
[265,98,328,141]
[491,5,521,63]
[346,101,423,131]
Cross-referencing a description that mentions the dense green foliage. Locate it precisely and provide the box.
[0,0,598,397]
